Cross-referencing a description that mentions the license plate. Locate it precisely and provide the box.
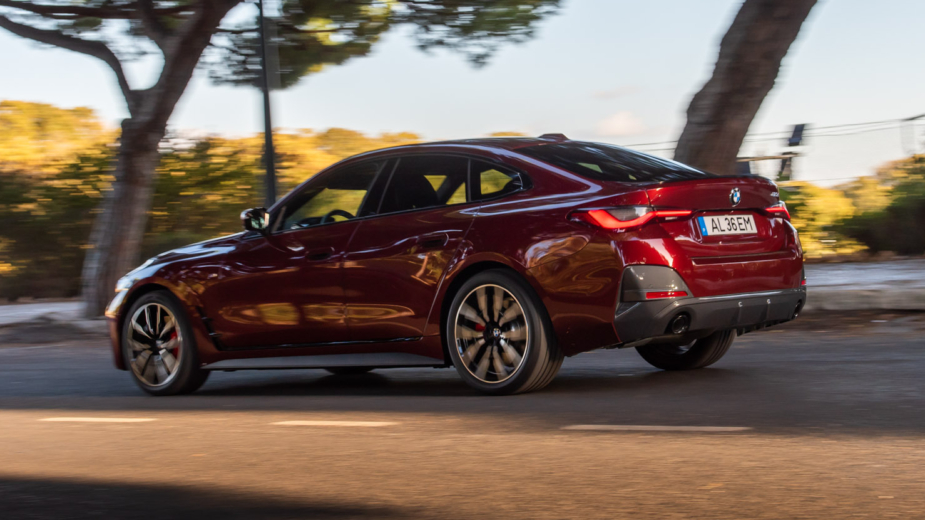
[698,214,757,236]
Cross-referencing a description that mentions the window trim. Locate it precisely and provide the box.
[469,158,528,202]
[259,152,532,236]
[375,153,475,218]
[268,158,389,236]
[370,153,530,219]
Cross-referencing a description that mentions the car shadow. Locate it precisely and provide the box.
[195,370,477,398]
[0,476,408,519]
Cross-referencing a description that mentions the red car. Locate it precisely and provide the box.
[107,136,805,395]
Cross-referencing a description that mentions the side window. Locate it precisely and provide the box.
[378,155,469,215]
[472,160,522,200]
[277,161,382,231]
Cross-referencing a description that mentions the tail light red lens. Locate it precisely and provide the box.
[765,202,791,220]
[645,291,689,300]
[571,207,692,230]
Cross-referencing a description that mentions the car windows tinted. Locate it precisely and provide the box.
[472,160,522,200]
[278,161,382,230]
[519,142,714,183]
[378,156,469,215]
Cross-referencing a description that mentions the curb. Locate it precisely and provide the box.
[801,288,925,312]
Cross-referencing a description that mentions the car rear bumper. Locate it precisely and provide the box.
[613,287,806,347]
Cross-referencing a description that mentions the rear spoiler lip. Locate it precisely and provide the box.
[602,174,777,188]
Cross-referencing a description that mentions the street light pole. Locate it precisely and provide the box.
[257,0,276,207]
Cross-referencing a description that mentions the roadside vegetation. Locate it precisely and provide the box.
[1,101,923,300]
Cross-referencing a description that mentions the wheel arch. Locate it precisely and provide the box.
[113,281,204,370]
[436,259,549,365]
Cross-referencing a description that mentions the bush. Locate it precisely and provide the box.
[838,156,925,254]
[0,104,420,299]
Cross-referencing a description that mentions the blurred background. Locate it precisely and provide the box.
[0,0,922,304]
[2,2,925,519]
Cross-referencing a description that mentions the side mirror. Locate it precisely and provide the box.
[241,207,269,234]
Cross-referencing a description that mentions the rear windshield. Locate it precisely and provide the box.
[519,142,714,183]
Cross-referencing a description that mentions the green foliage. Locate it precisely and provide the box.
[837,156,925,255]
[209,0,394,89]
[0,100,113,174]
[0,103,421,298]
[0,146,112,298]
[209,0,561,89]
[780,182,865,257]
[397,0,560,65]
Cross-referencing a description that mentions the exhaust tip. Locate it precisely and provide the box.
[670,313,691,335]
[792,300,803,319]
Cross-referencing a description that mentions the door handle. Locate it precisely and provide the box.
[305,247,335,262]
[416,233,449,250]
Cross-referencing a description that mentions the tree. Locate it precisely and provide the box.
[0,0,559,316]
[674,0,817,175]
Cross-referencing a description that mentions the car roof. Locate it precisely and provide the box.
[351,136,564,160]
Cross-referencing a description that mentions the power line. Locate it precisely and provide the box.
[619,116,915,149]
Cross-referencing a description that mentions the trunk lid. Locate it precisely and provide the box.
[646,176,787,258]
[645,176,778,210]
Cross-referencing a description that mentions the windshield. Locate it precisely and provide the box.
[519,142,714,183]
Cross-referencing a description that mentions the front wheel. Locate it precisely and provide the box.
[121,290,209,396]
[447,270,563,395]
[636,329,736,371]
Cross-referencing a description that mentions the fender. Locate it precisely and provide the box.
[107,272,210,371]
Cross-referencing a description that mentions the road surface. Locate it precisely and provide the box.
[1,313,923,519]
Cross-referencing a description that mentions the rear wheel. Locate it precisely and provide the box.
[121,291,209,396]
[636,329,735,371]
[447,270,563,395]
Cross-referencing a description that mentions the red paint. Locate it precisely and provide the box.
[108,137,804,369]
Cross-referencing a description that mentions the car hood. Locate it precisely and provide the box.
[124,233,243,281]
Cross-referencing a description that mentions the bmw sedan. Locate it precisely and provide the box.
[107,135,806,395]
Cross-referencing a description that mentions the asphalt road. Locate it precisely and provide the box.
[1,313,924,519]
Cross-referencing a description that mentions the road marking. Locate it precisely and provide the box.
[40,417,156,423]
[562,425,752,432]
[0,344,68,351]
[272,420,398,427]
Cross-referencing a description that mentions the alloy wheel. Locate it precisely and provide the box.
[454,284,529,383]
[127,303,182,388]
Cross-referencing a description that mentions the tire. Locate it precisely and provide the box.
[121,290,209,396]
[636,329,736,371]
[446,269,563,395]
[324,367,374,376]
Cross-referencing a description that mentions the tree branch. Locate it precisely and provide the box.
[216,24,341,35]
[0,0,194,20]
[0,14,138,115]
[0,0,129,19]
[137,0,169,49]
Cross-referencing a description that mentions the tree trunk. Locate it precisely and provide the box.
[674,0,817,175]
[76,3,235,318]
[80,118,165,317]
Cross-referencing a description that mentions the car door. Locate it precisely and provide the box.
[199,159,386,349]
[343,154,477,341]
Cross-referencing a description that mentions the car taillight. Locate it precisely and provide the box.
[765,202,791,220]
[570,206,692,230]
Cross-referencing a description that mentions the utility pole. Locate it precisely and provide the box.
[735,124,805,182]
[901,113,925,155]
[257,0,276,207]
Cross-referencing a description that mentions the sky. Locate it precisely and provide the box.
[1,0,923,186]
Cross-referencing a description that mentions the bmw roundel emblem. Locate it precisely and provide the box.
[730,188,741,206]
